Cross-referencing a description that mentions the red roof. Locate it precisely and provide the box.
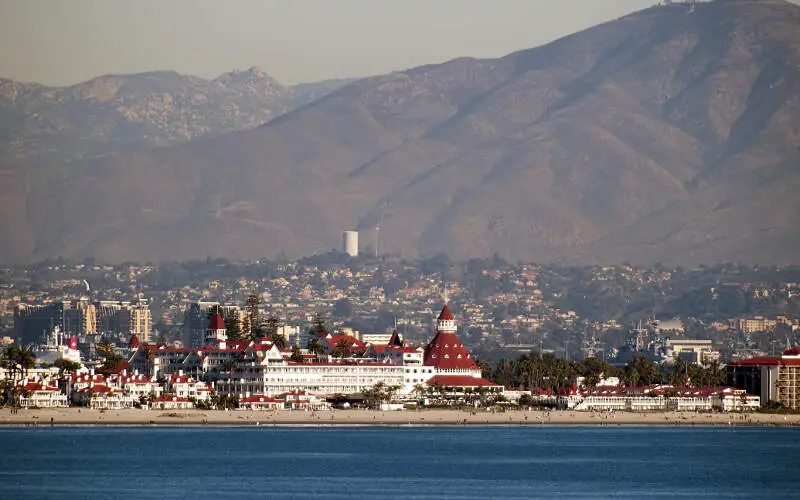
[728,356,800,367]
[388,330,403,347]
[424,331,477,370]
[22,383,60,392]
[426,375,499,388]
[240,394,283,404]
[208,314,226,330]
[129,334,141,348]
[324,334,366,351]
[438,305,454,321]
[784,347,800,356]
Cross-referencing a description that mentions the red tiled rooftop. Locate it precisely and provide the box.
[438,305,454,321]
[208,314,226,331]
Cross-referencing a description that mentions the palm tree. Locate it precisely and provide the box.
[2,344,35,382]
[413,383,427,401]
[1,344,35,407]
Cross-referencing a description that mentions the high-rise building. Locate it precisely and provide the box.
[14,302,64,344]
[62,299,97,337]
[93,299,152,341]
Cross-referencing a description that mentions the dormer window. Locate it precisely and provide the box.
[444,354,450,359]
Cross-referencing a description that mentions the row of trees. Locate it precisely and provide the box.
[487,352,726,390]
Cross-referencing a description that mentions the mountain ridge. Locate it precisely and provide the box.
[0,67,356,165]
[2,0,799,265]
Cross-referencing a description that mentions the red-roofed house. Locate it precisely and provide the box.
[110,371,163,401]
[282,390,330,410]
[154,395,194,410]
[165,372,214,402]
[19,381,68,408]
[321,334,366,357]
[73,384,135,409]
[239,394,285,410]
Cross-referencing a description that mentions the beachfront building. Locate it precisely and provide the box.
[560,385,759,412]
[215,305,501,399]
[283,389,331,410]
[18,381,69,408]
[154,395,194,410]
[727,348,800,409]
[165,373,214,402]
[367,330,435,390]
[72,384,135,409]
[239,394,285,410]
[110,372,163,401]
[216,358,406,398]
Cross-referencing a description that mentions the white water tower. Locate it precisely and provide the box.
[343,230,359,257]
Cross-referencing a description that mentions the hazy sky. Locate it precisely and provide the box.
[2,0,661,86]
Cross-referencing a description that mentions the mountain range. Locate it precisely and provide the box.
[0,67,353,164]
[1,0,799,266]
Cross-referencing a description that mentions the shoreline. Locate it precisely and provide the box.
[3,408,800,428]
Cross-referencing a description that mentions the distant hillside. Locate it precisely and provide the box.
[0,68,354,164]
[2,0,799,266]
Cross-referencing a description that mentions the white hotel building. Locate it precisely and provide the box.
[215,305,500,398]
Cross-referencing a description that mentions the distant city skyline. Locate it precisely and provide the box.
[2,0,666,86]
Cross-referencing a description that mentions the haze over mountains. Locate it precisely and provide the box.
[0,68,354,163]
[1,0,799,266]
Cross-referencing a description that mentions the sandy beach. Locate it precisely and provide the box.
[3,407,800,427]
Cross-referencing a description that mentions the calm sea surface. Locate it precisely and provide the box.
[1,426,798,499]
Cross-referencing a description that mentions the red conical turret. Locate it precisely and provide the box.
[424,305,477,370]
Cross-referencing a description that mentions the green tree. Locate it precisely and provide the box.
[289,346,305,363]
[269,333,288,350]
[623,356,662,386]
[97,339,126,375]
[54,358,81,375]
[307,336,325,355]
[333,339,351,358]
[208,305,243,341]
[1,344,36,405]
[310,313,328,336]
[245,294,261,340]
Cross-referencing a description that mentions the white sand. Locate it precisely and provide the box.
[2,408,798,427]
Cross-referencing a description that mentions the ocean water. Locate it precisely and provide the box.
[1,426,798,499]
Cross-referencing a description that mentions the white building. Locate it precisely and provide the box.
[343,230,359,257]
[216,305,501,399]
[18,381,69,408]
